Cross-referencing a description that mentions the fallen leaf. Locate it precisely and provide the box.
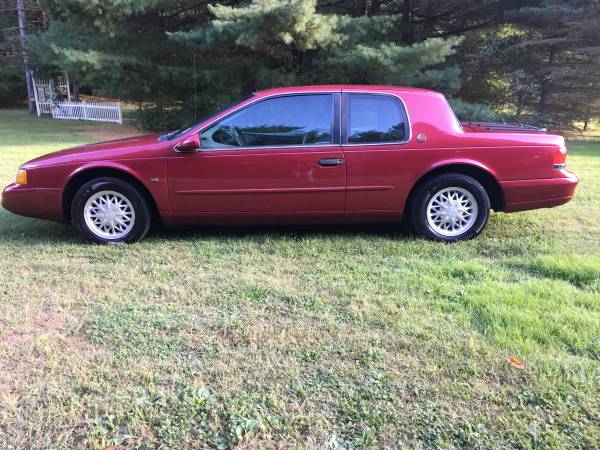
[507,355,525,369]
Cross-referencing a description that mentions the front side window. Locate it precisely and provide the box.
[347,93,408,144]
[202,94,334,149]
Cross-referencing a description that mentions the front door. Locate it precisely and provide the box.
[168,93,345,224]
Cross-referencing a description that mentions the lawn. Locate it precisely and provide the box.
[0,109,598,449]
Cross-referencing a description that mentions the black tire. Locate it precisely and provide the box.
[71,177,151,244]
[410,173,490,242]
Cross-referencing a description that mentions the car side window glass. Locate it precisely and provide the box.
[202,94,333,149]
[347,94,408,144]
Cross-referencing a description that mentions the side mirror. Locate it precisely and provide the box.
[175,134,201,152]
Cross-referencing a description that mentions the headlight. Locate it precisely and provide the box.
[16,169,27,185]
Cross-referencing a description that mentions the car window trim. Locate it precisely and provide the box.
[198,92,341,152]
[341,91,412,146]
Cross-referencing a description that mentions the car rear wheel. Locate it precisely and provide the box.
[71,177,151,244]
[410,174,490,242]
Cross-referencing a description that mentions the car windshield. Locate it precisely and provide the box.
[159,94,256,141]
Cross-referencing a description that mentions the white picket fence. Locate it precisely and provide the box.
[51,100,123,124]
[32,74,71,116]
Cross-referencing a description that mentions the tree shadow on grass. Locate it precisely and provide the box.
[0,211,73,245]
[148,221,414,242]
[0,209,415,245]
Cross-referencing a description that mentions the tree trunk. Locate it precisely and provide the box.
[352,0,367,17]
[72,79,80,101]
[16,0,35,113]
[583,100,592,132]
[299,49,315,74]
[515,92,523,117]
[538,45,556,115]
[240,62,257,96]
[369,0,381,16]
[401,0,414,44]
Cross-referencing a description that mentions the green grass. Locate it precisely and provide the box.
[0,109,598,449]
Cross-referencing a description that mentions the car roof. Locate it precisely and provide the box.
[254,85,442,97]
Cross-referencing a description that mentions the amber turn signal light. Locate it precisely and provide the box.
[16,169,27,185]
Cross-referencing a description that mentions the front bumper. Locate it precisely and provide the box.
[1,183,64,222]
[501,170,579,212]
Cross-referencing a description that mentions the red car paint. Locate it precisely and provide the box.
[2,85,578,227]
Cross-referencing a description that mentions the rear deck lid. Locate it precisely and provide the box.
[462,122,548,134]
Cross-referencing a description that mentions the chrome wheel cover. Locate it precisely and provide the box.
[84,190,135,240]
[426,187,478,237]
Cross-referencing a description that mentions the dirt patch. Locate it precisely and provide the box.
[0,309,104,404]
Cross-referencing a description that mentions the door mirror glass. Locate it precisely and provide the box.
[175,134,201,152]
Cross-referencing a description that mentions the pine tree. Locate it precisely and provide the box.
[0,0,45,106]
[29,0,463,126]
[461,0,600,128]
[172,0,463,100]
[24,0,600,129]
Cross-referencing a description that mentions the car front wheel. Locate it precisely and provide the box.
[410,173,490,242]
[71,177,151,244]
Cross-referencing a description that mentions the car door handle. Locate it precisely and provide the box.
[319,158,344,167]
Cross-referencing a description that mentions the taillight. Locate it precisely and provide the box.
[553,146,567,169]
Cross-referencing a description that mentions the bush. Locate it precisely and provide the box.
[447,98,550,129]
[132,104,189,132]
[447,97,504,122]
[0,64,26,106]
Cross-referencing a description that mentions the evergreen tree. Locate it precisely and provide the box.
[0,0,44,106]
[507,0,600,128]
[172,0,462,91]
[20,0,600,130]
[457,0,600,128]
[29,0,463,127]
[29,1,211,104]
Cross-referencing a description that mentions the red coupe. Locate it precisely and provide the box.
[2,85,578,243]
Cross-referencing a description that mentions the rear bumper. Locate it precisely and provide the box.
[501,170,579,212]
[1,183,64,222]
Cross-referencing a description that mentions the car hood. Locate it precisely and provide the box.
[22,133,165,169]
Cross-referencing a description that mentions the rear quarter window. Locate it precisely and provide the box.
[346,93,408,144]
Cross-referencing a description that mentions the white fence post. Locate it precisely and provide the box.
[32,76,41,117]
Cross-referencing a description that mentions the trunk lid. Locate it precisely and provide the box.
[462,122,548,134]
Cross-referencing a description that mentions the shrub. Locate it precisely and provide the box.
[447,97,504,122]
[0,64,26,106]
[133,104,188,132]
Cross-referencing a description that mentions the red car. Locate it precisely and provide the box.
[2,85,578,244]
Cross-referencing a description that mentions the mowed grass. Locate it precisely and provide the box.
[0,109,598,449]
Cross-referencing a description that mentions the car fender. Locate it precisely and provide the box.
[65,161,149,189]
[415,158,499,182]
[63,160,179,226]
[404,158,503,212]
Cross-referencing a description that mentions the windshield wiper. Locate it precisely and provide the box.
[159,130,179,141]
